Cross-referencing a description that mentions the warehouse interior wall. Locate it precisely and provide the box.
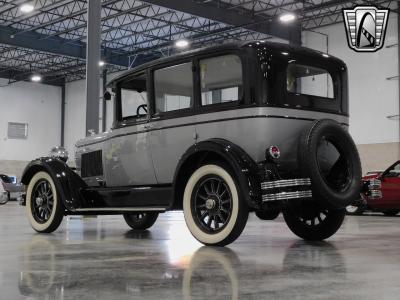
[0,79,62,178]
[303,11,400,173]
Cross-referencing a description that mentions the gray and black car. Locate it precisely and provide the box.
[21,41,362,246]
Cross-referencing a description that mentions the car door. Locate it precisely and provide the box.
[379,161,400,209]
[104,72,157,187]
[148,61,197,184]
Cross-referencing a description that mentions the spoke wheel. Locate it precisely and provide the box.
[283,202,346,241]
[31,180,54,224]
[123,212,158,230]
[183,163,248,246]
[192,175,232,234]
[26,172,64,233]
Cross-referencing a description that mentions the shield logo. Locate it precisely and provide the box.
[343,6,389,52]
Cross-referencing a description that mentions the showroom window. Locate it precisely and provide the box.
[287,63,334,99]
[120,73,148,120]
[154,62,193,113]
[200,54,243,106]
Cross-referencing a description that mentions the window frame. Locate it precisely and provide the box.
[115,71,150,128]
[195,52,246,112]
[149,59,195,119]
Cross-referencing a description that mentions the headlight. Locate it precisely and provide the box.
[49,146,69,162]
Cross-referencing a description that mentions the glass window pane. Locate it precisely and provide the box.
[200,55,243,106]
[154,62,193,113]
[120,74,148,120]
[287,64,334,99]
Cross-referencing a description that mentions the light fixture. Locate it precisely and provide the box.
[99,60,105,67]
[322,53,330,58]
[20,3,34,13]
[31,75,42,82]
[279,13,296,23]
[175,39,189,48]
[282,52,289,55]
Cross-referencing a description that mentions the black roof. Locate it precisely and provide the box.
[108,40,346,86]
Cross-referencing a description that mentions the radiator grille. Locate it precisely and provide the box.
[81,150,103,178]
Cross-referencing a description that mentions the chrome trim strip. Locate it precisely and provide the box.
[261,178,311,190]
[262,190,312,202]
[75,207,167,212]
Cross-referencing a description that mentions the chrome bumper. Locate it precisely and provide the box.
[261,178,312,202]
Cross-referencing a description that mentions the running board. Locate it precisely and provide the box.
[74,207,167,212]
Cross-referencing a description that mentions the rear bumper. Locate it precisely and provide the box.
[261,178,312,202]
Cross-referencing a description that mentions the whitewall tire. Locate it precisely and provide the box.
[26,171,64,233]
[183,164,248,246]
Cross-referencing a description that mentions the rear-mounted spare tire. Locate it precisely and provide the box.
[298,119,362,209]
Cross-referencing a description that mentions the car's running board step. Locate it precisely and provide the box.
[262,190,312,202]
[261,178,311,190]
[75,207,167,212]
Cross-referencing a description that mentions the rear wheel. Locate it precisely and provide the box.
[283,202,345,241]
[183,163,249,246]
[123,212,159,230]
[26,171,64,233]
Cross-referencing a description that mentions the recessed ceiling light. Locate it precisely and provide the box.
[322,53,330,58]
[20,3,34,13]
[279,13,296,23]
[282,52,289,55]
[99,60,105,67]
[31,75,42,82]
[175,39,189,48]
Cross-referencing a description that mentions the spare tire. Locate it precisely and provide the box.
[298,119,361,209]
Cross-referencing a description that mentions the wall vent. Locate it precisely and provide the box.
[7,122,28,139]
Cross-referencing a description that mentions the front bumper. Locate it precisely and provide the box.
[261,178,312,202]
[362,178,382,200]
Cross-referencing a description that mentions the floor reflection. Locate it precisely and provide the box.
[18,232,346,299]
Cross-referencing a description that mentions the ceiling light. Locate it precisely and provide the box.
[175,39,189,48]
[279,13,296,23]
[99,61,105,67]
[31,75,42,82]
[282,52,289,55]
[20,3,34,13]
[322,53,330,58]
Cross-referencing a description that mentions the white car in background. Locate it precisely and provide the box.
[0,174,24,202]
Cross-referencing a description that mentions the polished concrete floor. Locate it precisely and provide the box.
[1,202,400,300]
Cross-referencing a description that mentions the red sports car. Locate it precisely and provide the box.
[347,161,400,216]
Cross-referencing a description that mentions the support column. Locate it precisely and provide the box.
[85,0,101,135]
[61,83,65,147]
[398,11,400,157]
[102,68,107,132]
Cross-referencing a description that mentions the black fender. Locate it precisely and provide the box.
[172,139,262,210]
[21,157,87,211]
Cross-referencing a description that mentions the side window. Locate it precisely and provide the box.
[200,55,243,106]
[154,62,193,114]
[287,63,334,99]
[120,73,148,121]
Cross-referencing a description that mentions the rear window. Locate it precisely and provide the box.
[287,63,334,99]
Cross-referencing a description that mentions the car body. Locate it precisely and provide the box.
[21,41,363,246]
[347,161,400,216]
[0,174,24,201]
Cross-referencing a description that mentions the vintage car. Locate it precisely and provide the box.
[21,41,364,246]
[346,160,400,216]
[0,174,25,201]
[0,176,8,205]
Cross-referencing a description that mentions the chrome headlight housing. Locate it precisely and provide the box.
[49,146,69,162]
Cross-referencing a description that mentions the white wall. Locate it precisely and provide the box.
[0,79,61,162]
[302,13,399,145]
[64,78,113,155]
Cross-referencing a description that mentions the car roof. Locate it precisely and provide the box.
[108,40,346,86]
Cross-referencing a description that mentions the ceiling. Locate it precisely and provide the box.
[0,0,396,86]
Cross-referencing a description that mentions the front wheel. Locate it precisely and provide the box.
[183,164,249,246]
[26,171,64,233]
[123,212,159,230]
[283,202,345,241]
